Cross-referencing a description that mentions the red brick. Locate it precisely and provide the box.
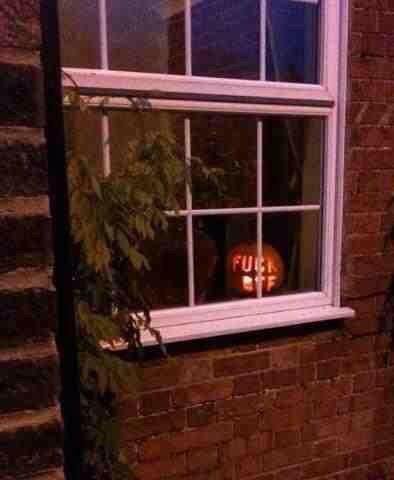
[353,10,378,32]
[344,315,382,335]
[121,410,185,442]
[217,394,262,420]
[221,437,247,461]
[263,444,313,472]
[262,368,299,388]
[262,405,310,431]
[179,358,213,384]
[236,455,262,478]
[274,387,304,409]
[173,380,233,407]
[317,360,341,380]
[234,373,261,395]
[140,390,171,416]
[351,33,363,57]
[248,431,272,454]
[274,429,300,448]
[351,410,375,431]
[134,454,187,480]
[187,447,218,473]
[312,438,338,458]
[313,397,337,419]
[234,414,260,437]
[302,455,347,479]
[380,12,394,32]
[300,344,316,364]
[213,352,270,377]
[140,361,180,391]
[353,371,376,392]
[139,422,233,459]
[362,33,387,56]
[351,389,385,411]
[341,354,376,375]
[187,403,216,428]
[271,346,299,369]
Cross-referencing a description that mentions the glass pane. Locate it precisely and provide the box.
[63,109,103,175]
[58,0,100,68]
[143,219,188,309]
[262,117,323,206]
[266,0,320,84]
[109,110,186,209]
[192,0,260,79]
[262,211,321,295]
[190,114,257,209]
[107,0,185,74]
[194,215,257,304]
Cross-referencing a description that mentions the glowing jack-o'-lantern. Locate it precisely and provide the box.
[227,243,285,295]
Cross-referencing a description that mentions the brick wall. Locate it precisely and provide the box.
[0,1,64,480]
[119,2,394,479]
[2,0,393,479]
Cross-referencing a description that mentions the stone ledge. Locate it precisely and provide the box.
[0,405,61,435]
[0,130,48,197]
[29,468,65,480]
[0,48,40,67]
[0,196,49,218]
[0,406,63,478]
[0,267,52,292]
[0,338,60,414]
[0,337,57,363]
[0,126,43,143]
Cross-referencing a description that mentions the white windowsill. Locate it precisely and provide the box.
[133,305,354,347]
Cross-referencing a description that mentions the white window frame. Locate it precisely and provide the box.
[62,0,354,345]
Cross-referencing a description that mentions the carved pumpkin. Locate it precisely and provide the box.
[227,243,285,295]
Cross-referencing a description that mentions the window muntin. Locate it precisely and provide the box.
[59,0,353,340]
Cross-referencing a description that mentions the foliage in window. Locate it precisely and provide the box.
[65,93,223,479]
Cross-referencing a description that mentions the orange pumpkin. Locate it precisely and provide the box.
[227,243,285,295]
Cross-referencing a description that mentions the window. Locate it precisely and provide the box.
[59,0,354,344]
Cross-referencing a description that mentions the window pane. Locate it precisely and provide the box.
[109,110,186,209]
[190,114,257,209]
[192,0,260,79]
[107,0,185,74]
[144,219,188,309]
[262,211,321,295]
[58,0,100,68]
[262,117,323,206]
[266,0,320,84]
[63,109,103,175]
[194,215,257,304]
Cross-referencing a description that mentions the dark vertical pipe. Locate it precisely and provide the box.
[39,2,82,479]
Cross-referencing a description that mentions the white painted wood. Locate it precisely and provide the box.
[165,206,321,217]
[98,0,111,176]
[152,291,330,328]
[260,0,267,81]
[144,306,355,345]
[98,0,109,69]
[103,305,354,349]
[257,121,263,299]
[185,0,192,75]
[62,69,334,106]
[64,96,332,117]
[185,118,195,306]
[332,0,350,306]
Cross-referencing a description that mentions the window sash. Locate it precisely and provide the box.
[63,69,334,107]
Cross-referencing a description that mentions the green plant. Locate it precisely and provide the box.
[65,94,224,478]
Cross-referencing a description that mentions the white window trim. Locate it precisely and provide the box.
[63,0,354,346]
